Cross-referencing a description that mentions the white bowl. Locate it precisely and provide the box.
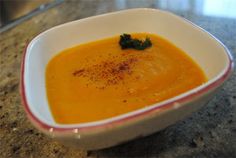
[21,8,233,150]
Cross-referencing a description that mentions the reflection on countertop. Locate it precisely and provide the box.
[0,0,235,158]
[0,0,63,32]
[116,0,236,19]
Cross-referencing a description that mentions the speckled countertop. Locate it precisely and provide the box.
[0,0,236,157]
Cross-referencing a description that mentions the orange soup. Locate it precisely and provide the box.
[46,33,207,124]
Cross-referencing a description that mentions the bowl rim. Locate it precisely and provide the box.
[20,8,234,134]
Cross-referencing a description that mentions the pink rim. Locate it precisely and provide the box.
[20,31,234,134]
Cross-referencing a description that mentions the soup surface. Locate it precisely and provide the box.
[46,33,207,124]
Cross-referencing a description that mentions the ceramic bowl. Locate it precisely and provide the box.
[21,8,233,150]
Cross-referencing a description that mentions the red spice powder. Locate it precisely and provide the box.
[73,57,138,88]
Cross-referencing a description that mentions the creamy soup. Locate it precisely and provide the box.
[46,33,207,124]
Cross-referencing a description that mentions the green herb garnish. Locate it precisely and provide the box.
[119,34,152,50]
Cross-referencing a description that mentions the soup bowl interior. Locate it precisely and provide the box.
[22,8,232,132]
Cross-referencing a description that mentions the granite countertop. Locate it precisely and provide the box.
[0,0,235,157]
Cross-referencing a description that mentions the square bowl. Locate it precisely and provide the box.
[21,8,233,150]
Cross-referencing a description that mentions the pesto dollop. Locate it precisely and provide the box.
[119,34,152,50]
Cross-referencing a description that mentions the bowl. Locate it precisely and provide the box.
[20,8,234,150]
